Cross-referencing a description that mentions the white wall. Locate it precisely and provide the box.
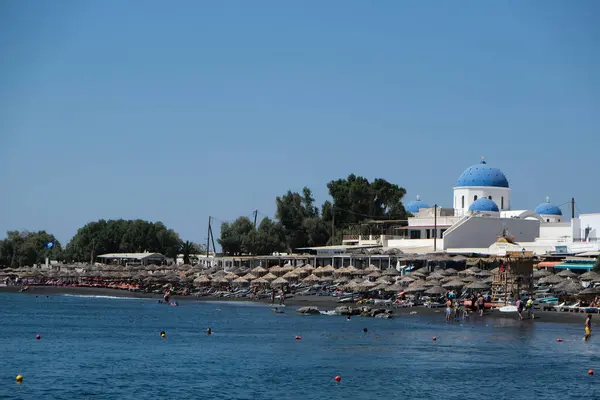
[385,238,441,254]
[453,186,510,215]
[408,216,461,227]
[539,222,572,240]
[580,214,600,241]
[442,216,539,250]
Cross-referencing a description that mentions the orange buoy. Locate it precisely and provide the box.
[589,369,594,376]
[556,338,563,342]
[334,375,341,382]
[295,336,302,340]
[36,334,41,340]
[432,337,437,341]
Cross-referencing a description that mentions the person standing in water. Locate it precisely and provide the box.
[585,314,592,341]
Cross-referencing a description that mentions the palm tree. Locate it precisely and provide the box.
[180,241,199,265]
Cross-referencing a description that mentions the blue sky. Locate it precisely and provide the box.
[1,0,598,246]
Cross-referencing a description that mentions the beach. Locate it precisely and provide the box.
[1,285,590,324]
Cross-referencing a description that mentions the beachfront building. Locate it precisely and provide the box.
[97,252,168,266]
[340,158,600,256]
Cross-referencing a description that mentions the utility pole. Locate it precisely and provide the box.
[331,205,335,246]
[90,239,95,265]
[433,204,438,252]
[206,216,211,257]
[571,198,575,219]
[253,210,258,229]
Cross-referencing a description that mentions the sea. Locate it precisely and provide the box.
[0,292,598,400]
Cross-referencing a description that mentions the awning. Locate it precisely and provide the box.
[535,261,562,268]
[554,264,594,270]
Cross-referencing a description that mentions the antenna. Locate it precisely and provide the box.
[546,196,550,203]
[416,194,420,201]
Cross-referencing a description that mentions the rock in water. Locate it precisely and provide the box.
[296,306,321,315]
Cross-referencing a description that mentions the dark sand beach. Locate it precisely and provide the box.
[0,285,590,324]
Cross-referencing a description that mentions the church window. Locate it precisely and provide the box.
[501,197,504,209]
[461,196,464,208]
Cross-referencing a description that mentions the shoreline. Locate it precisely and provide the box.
[0,285,590,324]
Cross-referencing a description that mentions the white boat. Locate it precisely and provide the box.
[498,305,518,313]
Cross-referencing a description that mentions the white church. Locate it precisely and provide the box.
[343,159,600,256]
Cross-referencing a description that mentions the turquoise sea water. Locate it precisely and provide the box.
[1,292,599,400]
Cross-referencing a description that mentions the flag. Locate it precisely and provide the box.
[46,242,54,249]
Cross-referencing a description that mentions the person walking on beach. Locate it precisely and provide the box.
[585,314,592,341]
[271,289,276,304]
[477,293,485,316]
[515,297,524,320]
[526,297,535,319]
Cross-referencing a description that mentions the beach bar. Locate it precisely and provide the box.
[97,252,167,266]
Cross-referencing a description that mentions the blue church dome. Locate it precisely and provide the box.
[469,198,500,212]
[455,159,509,188]
[535,197,562,216]
[405,195,429,214]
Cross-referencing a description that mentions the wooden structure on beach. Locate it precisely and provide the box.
[491,251,534,306]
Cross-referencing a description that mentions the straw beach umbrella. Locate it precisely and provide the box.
[425,286,447,296]
[233,277,249,286]
[556,270,577,278]
[539,275,563,285]
[580,271,600,282]
[262,272,278,281]
[252,277,269,286]
[271,277,289,288]
[443,279,465,289]
[251,266,268,276]
[303,274,320,283]
[465,281,489,290]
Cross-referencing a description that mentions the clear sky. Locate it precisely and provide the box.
[1,0,598,246]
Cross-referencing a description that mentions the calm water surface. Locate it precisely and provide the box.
[1,292,598,399]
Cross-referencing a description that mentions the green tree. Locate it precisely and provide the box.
[594,256,600,272]
[0,231,63,268]
[325,174,408,236]
[180,241,201,265]
[64,219,183,262]
[276,187,329,251]
[252,218,286,255]
[218,217,255,256]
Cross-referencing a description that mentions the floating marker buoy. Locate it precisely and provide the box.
[206,328,212,335]
[16,374,23,383]
[432,337,437,341]
[589,369,594,376]
[36,334,41,340]
[160,331,166,338]
[295,335,302,340]
[334,375,341,382]
[363,328,368,333]
[556,338,563,342]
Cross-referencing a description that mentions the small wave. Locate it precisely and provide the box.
[61,294,148,300]
[320,310,337,315]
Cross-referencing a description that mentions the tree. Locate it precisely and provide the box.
[325,174,408,234]
[180,241,201,265]
[218,217,255,256]
[594,256,600,273]
[0,231,63,268]
[64,219,183,262]
[276,187,329,251]
[252,218,286,255]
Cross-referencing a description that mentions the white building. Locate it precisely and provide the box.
[342,158,600,256]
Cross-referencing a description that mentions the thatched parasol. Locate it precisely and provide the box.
[462,276,479,282]
[553,280,582,295]
[578,287,600,297]
[271,277,289,287]
[556,270,577,278]
[251,266,268,276]
[539,275,563,285]
[335,276,350,283]
[444,268,458,275]
[426,272,445,281]
[269,265,283,275]
[366,271,381,279]
[303,274,320,283]
[425,286,447,295]
[345,265,360,275]
[465,281,489,290]
[224,272,239,280]
[399,276,415,285]
[322,265,335,274]
[233,277,249,285]
[382,268,400,277]
[579,271,600,282]
[442,279,465,289]
[242,273,257,280]
[282,271,299,280]
[534,269,553,278]
[251,277,269,286]
[365,265,380,272]
[193,275,211,285]
[385,283,404,292]
[262,272,278,281]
